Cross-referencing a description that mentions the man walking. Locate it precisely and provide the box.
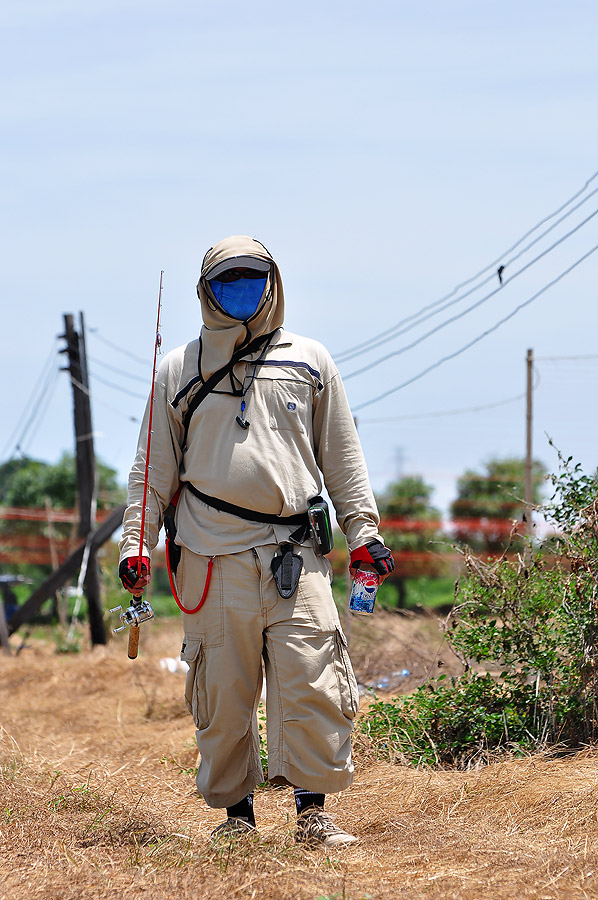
[118,235,393,846]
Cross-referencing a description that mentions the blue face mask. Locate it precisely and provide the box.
[209,276,268,320]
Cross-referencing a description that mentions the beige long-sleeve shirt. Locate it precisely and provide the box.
[119,328,382,560]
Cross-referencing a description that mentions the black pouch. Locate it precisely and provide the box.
[271,542,303,599]
[164,510,181,575]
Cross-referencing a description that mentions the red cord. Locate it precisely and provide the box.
[166,538,214,615]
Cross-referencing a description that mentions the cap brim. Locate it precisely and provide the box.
[206,256,271,280]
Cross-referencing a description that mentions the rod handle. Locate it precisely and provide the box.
[128,624,140,659]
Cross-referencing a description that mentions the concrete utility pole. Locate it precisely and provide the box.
[525,348,534,539]
[60,313,106,645]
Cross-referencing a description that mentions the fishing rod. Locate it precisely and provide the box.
[111,271,163,658]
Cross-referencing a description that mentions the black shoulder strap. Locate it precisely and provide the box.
[181,330,276,449]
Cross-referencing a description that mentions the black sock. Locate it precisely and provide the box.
[226,792,255,825]
[294,787,325,816]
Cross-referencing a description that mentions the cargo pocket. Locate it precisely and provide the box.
[333,627,359,719]
[180,637,209,730]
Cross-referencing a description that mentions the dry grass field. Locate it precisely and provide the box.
[2,612,598,900]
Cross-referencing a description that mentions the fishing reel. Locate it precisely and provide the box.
[110,598,154,634]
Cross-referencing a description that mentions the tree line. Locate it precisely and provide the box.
[0,453,546,595]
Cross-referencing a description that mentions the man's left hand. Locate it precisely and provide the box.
[349,540,394,581]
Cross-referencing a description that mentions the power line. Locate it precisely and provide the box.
[344,206,598,381]
[535,354,598,361]
[357,391,527,425]
[358,368,540,424]
[68,373,141,424]
[335,168,598,362]
[20,367,61,453]
[335,183,598,365]
[88,328,150,366]
[93,397,141,424]
[352,241,598,412]
[1,340,60,459]
[88,354,150,385]
[0,366,60,506]
[89,369,148,401]
[1,332,142,490]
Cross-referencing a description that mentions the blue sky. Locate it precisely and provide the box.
[2,0,597,515]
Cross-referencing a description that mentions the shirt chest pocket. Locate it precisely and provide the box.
[265,381,311,434]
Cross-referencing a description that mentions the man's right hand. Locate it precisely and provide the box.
[119,557,151,596]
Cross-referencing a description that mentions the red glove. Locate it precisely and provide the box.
[119,556,151,594]
[350,540,394,577]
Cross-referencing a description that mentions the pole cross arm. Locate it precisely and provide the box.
[7,504,126,635]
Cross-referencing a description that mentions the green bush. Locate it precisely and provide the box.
[359,452,598,767]
[362,673,544,767]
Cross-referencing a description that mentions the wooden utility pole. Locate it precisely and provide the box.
[525,348,534,539]
[60,313,106,645]
[0,594,10,653]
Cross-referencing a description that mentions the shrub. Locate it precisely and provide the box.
[359,452,598,767]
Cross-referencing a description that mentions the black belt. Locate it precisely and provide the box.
[186,483,310,531]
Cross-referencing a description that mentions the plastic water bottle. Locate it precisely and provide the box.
[349,568,380,615]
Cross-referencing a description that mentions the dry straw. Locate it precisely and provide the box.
[2,619,598,899]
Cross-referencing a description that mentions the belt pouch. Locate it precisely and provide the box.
[164,511,181,575]
[271,543,303,599]
[307,495,334,555]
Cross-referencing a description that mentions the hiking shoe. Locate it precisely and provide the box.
[210,817,257,841]
[296,808,357,848]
